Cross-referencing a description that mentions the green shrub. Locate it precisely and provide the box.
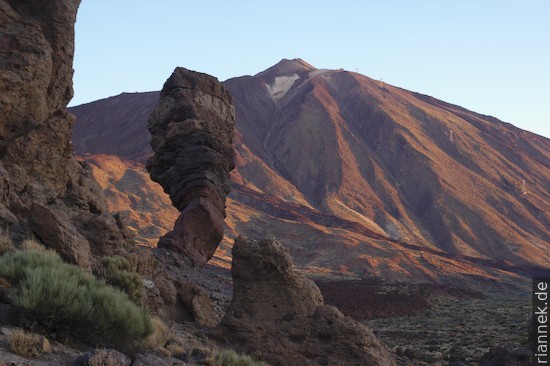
[100,255,143,303]
[0,249,62,284]
[0,250,152,348]
[208,349,270,366]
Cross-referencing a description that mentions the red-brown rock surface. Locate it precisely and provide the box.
[0,0,132,259]
[146,68,235,266]
[76,154,179,247]
[216,236,396,366]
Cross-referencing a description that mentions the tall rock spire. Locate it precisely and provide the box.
[147,67,235,266]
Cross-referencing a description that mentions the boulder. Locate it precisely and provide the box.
[217,237,396,366]
[147,67,235,267]
[176,280,219,328]
[28,204,91,270]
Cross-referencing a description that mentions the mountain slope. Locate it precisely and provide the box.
[71,59,550,286]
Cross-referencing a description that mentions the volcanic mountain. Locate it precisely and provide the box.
[71,59,550,286]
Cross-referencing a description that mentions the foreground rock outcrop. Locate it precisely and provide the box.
[216,237,396,366]
[147,68,235,266]
[0,0,132,260]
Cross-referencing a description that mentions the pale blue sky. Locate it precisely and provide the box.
[72,1,550,138]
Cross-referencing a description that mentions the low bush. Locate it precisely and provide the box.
[0,249,62,284]
[208,349,270,366]
[0,250,152,348]
[100,255,143,303]
[8,328,46,358]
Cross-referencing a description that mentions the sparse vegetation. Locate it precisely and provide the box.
[141,316,186,357]
[208,349,270,366]
[0,249,153,348]
[0,277,11,300]
[142,316,173,350]
[364,293,530,364]
[0,229,14,255]
[100,255,143,303]
[8,328,47,358]
[165,340,186,357]
[86,349,126,366]
[20,238,49,252]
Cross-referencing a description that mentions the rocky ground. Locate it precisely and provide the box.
[364,292,531,365]
[316,277,484,320]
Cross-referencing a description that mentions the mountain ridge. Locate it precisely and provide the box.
[71,59,550,287]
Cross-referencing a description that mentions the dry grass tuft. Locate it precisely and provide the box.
[141,316,187,357]
[8,328,46,358]
[87,349,125,366]
[166,339,186,357]
[0,229,14,255]
[20,238,49,252]
[142,316,173,350]
[208,349,270,366]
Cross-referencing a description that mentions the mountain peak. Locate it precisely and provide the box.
[256,58,316,78]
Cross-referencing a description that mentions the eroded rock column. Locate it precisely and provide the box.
[147,68,235,266]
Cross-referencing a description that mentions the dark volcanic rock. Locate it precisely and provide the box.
[147,67,235,266]
[0,1,131,256]
[216,237,396,366]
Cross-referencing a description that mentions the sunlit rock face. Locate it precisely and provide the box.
[147,67,235,266]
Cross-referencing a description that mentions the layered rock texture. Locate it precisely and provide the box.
[216,237,396,366]
[0,0,132,264]
[72,59,550,286]
[146,68,235,266]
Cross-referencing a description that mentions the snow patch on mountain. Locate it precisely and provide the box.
[266,74,300,101]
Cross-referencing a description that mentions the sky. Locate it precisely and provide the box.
[72,1,550,139]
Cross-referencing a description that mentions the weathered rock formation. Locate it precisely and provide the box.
[0,0,132,263]
[147,68,235,266]
[216,237,396,366]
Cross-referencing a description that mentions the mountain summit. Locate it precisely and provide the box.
[71,59,550,287]
[256,58,316,78]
